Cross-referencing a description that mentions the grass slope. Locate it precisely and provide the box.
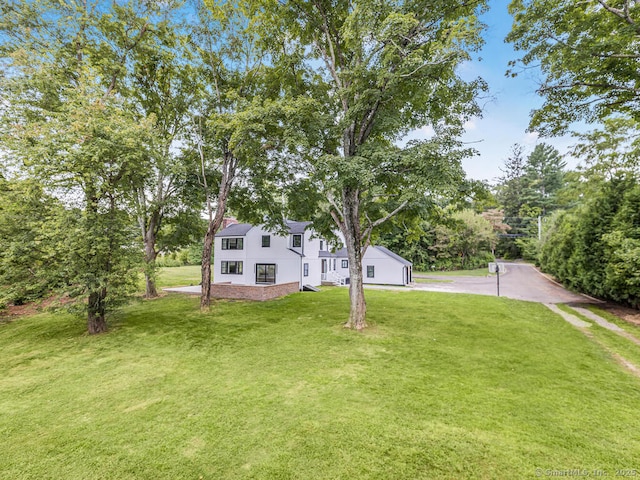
[1,289,640,479]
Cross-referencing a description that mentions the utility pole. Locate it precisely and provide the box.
[538,215,542,241]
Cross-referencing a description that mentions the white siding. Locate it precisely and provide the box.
[336,258,350,277]
[242,227,303,286]
[303,231,325,286]
[214,234,249,284]
[214,224,409,288]
[362,247,406,286]
[215,225,325,288]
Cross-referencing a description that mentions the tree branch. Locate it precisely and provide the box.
[359,200,409,245]
[596,0,640,32]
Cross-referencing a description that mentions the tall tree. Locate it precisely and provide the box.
[496,143,527,218]
[193,2,287,309]
[126,7,204,298]
[522,143,566,215]
[573,117,640,181]
[0,0,158,333]
[250,0,487,329]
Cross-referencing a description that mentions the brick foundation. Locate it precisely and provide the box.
[210,281,300,301]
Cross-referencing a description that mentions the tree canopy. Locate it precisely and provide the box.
[0,0,163,332]
[507,0,640,134]
[244,0,488,328]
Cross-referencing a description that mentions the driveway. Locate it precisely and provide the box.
[166,263,597,305]
[411,263,599,304]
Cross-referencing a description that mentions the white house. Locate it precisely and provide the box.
[213,221,412,294]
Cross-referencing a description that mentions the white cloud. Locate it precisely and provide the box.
[523,131,539,145]
[420,125,435,136]
[463,119,477,131]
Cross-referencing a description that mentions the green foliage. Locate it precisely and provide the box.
[496,143,566,259]
[508,0,640,135]
[0,0,161,330]
[431,209,496,270]
[496,144,528,219]
[0,177,65,306]
[540,176,640,307]
[156,244,206,268]
[522,143,567,215]
[379,208,495,271]
[573,117,640,181]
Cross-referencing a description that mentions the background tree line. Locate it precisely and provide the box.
[1,0,490,331]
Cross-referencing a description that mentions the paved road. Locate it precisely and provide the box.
[166,263,597,305]
[413,263,598,304]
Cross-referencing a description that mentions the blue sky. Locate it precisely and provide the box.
[406,1,583,183]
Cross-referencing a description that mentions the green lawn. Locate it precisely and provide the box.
[415,268,491,277]
[2,289,640,479]
[414,277,452,284]
[155,265,202,288]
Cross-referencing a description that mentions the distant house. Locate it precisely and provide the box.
[212,221,412,300]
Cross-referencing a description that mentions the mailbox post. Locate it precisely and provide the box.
[488,262,504,297]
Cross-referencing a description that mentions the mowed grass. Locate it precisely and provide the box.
[2,289,640,479]
[415,268,491,277]
[414,278,452,284]
[156,265,202,288]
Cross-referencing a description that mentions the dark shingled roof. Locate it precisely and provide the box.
[215,220,312,237]
[285,220,312,234]
[320,246,411,265]
[214,223,253,237]
[374,246,412,266]
[333,248,348,258]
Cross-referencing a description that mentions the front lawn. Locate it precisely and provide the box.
[1,289,639,479]
[156,265,202,288]
[415,268,491,277]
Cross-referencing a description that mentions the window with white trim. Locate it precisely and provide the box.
[303,263,309,277]
[341,260,348,268]
[262,235,270,247]
[367,265,375,278]
[292,234,302,248]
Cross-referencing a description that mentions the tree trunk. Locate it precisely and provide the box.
[342,186,367,330]
[144,269,158,298]
[88,287,108,334]
[201,151,235,310]
[201,221,215,309]
[143,219,158,298]
[85,187,108,334]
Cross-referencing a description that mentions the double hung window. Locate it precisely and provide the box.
[221,261,243,274]
[222,238,243,250]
